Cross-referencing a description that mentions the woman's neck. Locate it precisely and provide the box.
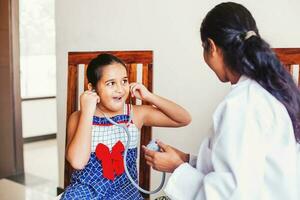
[225,67,241,84]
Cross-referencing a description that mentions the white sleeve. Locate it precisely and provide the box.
[165,100,266,200]
[164,163,205,200]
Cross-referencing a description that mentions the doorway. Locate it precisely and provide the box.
[0,0,59,198]
[17,0,59,196]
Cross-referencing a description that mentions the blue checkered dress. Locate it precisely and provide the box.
[61,105,144,200]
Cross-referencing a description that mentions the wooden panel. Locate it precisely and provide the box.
[0,0,9,30]
[139,64,153,199]
[127,63,137,104]
[273,48,300,64]
[285,65,292,74]
[0,30,9,66]
[11,0,23,174]
[273,48,300,87]
[64,64,78,187]
[143,64,153,92]
[0,0,23,178]
[298,66,300,87]
[66,65,78,120]
[84,64,88,91]
[69,51,152,65]
[0,67,16,178]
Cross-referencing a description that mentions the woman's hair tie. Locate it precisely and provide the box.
[244,30,257,40]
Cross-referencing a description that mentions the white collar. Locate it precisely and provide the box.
[231,75,249,88]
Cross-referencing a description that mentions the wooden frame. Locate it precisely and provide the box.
[65,51,153,199]
[0,0,23,178]
[273,48,300,86]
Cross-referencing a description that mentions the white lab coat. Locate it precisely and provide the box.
[165,76,299,200]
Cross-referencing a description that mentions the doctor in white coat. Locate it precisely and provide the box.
[143,2,300,200]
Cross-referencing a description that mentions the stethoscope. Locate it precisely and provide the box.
[99,105,166,194]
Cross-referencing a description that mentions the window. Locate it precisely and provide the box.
[20,0,57,138]
[20,0,56,98]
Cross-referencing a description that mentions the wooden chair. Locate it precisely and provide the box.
[65,51,153,199]
[273,48,300,86]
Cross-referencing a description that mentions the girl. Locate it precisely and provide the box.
[61,53,191,199]
[144,2,300,200]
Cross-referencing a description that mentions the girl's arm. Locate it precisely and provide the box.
[130,83,191,128]
[66,90,100,170]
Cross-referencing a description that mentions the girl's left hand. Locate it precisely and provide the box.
[142,141,188,173]
[129,82,152,101]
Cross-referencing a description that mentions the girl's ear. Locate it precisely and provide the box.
[87,83,93,91]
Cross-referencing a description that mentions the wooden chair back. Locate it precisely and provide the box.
[65,51,153,199]
[273,48,300,86]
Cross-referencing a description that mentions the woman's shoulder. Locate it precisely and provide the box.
[215,78,291,127]
[223,77,283,110]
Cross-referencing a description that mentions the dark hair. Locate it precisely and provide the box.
[86,53,127,87]
[200,2,300,143]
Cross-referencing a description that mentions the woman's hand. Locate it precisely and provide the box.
[80,89,100,115]
[142,141,189,173]
[129,82,152,102]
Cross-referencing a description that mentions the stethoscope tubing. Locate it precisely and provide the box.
[101,107,166,194]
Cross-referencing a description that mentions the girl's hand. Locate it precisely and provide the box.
[129,82,152,101]
[80,89,100,115]
[142,141,189,173]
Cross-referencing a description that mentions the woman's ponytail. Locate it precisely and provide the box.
[242,35,300,143]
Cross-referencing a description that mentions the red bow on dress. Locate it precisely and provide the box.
[95,140,125,181]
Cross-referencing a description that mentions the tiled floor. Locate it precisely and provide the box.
[0,179,56,200]
[0,139,59,200]
[23,139,58,183]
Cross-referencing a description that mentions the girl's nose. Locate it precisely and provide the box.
[115,84,124,93]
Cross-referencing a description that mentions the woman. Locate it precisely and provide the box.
[143,2,300,200]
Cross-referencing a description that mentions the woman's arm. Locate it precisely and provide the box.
[130,82,191,128]
[144,99,268,200]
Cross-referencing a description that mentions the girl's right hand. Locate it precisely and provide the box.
[80,89,100,115]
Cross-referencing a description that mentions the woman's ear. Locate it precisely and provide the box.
[87,83,93,91]
[207,38,217,56]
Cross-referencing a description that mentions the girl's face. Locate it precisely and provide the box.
[95,63,129,113]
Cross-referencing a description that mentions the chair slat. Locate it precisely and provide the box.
[128,63,137,104]
[65,64,78,188]
[84,64,88,91]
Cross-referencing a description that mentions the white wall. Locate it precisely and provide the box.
[55,0,300,198]
[22,99,57,137]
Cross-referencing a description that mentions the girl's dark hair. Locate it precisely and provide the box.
[200,2,300,143]
[87,53,127,87]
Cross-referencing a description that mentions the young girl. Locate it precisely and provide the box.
[144,2,300,200]
[60,53,191,199]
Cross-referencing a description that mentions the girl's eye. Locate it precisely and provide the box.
[107,82,115,86]
[122,80,128,84]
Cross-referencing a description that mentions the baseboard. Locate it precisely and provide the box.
[57,187,64,195]
[23,133,56,143]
